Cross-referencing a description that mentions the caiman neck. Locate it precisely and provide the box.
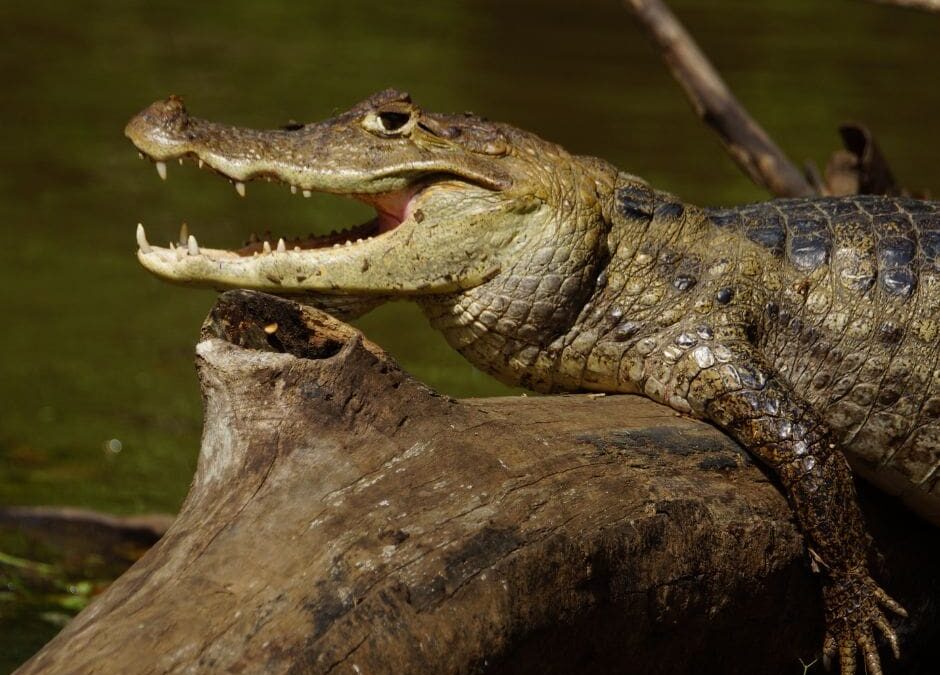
[421,169,708,391]
[601,172,713,268]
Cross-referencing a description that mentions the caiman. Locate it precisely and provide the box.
[125,90,939,675]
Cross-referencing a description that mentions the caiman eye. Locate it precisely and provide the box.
[362,108,416,137]
[378,111,411,132]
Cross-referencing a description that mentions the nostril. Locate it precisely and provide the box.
[147,96,189,126]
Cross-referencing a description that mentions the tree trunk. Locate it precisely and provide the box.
[17,291,939,674]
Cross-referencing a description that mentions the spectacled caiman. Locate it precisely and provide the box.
[125,89,939,675]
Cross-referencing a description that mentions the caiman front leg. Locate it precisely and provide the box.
[640,323,907,674]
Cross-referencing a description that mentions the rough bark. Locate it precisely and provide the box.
[17,291,939,674]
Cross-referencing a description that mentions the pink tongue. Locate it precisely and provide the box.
[375,211,400,233]
[363,187,420,233]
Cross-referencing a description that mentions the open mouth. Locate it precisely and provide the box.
[133,151,425,259]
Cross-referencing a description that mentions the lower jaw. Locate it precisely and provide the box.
[234,219,384,257]
[232,188,414,256]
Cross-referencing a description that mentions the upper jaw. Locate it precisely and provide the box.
[124,96,512,196]
[125,97,404,196]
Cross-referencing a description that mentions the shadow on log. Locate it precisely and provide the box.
[17,291,939,674]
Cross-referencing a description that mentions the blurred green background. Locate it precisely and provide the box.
[1,0,938,670]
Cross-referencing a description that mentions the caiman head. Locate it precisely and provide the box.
[126,90,621,350]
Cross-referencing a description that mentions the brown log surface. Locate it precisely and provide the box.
[17,291,939,674]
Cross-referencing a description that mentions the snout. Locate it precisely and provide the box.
[125,96,194,159]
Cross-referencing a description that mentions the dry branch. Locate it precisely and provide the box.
[867,0,940,12]
[623,0,815,198]
[819,123,901,196]
[16,291,940,674]
[0,506,173,546]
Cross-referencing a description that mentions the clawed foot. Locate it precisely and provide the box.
[821,571,907,675]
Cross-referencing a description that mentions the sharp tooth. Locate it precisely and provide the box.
[277,238,286,252]
[235,181,246,197]
[169,241,176,250]
[198,159,204,169]
[263,240,272,254]
[178,158,184,166]
[187,235,199,256]
[138,152,145,160]
[155,161,167,180]
[290,185,297,194]
[179,223,189,246]
[136,223,151,253]
[303,190,312,198]
[344,240,352,247]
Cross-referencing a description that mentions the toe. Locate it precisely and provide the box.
[857,633,882,675]
[874,587,907,618]
[839,640,856,675]
[823,634,837,671]
[872,615,901,660]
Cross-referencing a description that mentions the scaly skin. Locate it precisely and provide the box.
[126,90,938,674]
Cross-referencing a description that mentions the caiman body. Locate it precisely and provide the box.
[126,90,937,674]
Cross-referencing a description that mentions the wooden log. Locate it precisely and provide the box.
[17,291,939,674]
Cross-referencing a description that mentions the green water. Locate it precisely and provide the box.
[1,0,938,669]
